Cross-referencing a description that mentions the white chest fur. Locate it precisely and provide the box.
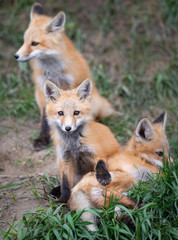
[36,52,74,90]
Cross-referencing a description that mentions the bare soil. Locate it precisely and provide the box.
[0,119,58,231]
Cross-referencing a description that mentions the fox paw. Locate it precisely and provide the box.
[33,136,50,151]
[96,160,111,186]
[49,186,61,199]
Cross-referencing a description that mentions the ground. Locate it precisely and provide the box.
[0,0,177,239]
[0,119,57,231]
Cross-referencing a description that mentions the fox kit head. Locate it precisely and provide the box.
[15,3,66,62]
[129,111,172,167]
[44,79,92,134]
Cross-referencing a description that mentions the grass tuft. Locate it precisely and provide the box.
[1,160,177,239]
[0,69,38,118]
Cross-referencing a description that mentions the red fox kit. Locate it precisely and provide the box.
[15,3,114,150]
[44,79,120,203]
[106,111,171,181]
[69,112,172,231]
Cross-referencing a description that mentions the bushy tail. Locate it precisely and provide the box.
[91,91,116,119]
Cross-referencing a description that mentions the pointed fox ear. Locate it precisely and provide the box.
[47,11,66,32]
[44,80,62,101]
[135,118,154,142]
[30,3,44,21]
[153,111,167,131]
[75,79,92,101]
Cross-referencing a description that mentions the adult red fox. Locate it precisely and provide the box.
[15,3,114,150]
[44,79,120,203]
[69,112,172,231]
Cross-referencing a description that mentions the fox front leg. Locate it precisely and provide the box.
[33,108,51,151]
[56,161,75,203]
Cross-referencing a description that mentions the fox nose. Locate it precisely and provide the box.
[65,126,71,132]
[14,54,19,59]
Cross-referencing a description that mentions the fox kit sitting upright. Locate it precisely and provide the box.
[44,79,120,203]
[69,112,172,231]
[15,3,114,150]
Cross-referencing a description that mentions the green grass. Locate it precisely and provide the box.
[0,160,177,239]
[0,0,178,239]
[93,59,178,147]
[161,0,178,29]
[0,67,38,119]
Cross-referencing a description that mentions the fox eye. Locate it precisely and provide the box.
[31,41,39,46]
[74,111,80,116]
[156,151,163,157]
[58,111,64,116]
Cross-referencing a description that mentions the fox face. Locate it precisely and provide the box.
[44,79,92,134]
[132,111,171,167]
[15,3,66,62]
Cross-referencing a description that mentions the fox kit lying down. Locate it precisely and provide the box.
[15,3,115,151]
[105,111,171,181]
[69,112,171,231]
[44,79,120,203]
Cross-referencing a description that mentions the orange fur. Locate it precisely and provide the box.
[44,79,120,203]
[107,117,171,177]
[69,112,171,230]
[15,3,114,120]
[69,171,136,209]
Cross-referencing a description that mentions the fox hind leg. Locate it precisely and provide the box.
[96,160,111,186]
[69,190,97,231]
[33,108,51,151]
[49,186,61,199]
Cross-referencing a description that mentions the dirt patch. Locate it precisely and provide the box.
[0,183,48,232]
[0,119,58,231]
[0,119,57,177]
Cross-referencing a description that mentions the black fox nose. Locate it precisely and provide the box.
[65,126,71,132]
[14,54,19,59]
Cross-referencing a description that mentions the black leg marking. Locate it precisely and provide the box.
[33,108,51,151]
[49,186,61,199]
[119,214,136,230]
[96,160,111,186]
[57,174,71,203]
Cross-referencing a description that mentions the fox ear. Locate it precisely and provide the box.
[44,80,61,101]
[47,11,66,32]
[75,79,92,101]
[30,3,44,21]
[153,111,167,131]
[135,118,154,142]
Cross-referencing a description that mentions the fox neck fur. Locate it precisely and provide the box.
[55,121,95,181]
[34,52,74,90]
